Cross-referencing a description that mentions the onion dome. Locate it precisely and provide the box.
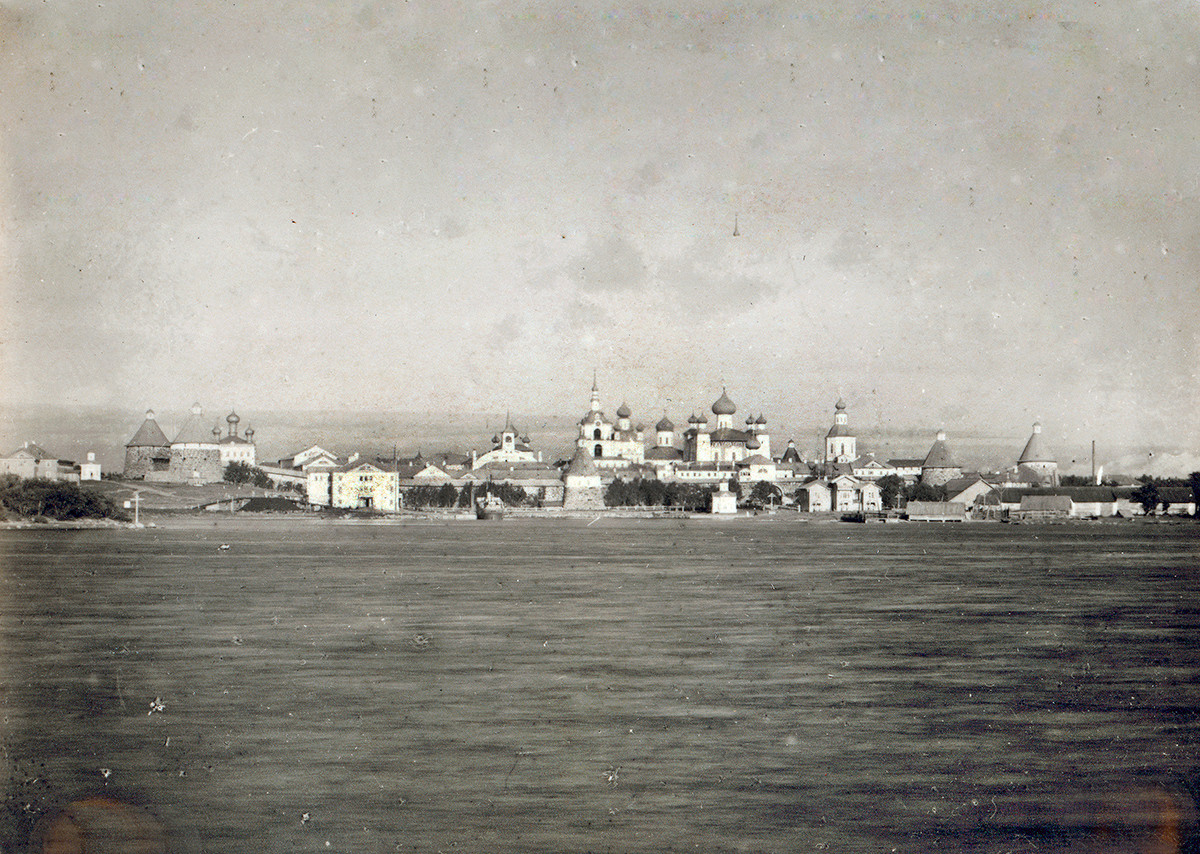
[227,411,240,427]
[212,426,221,439]
[835,398,847,411]
[711,389,736,415]
[687,413,700,425]
[656,415,674,432]
[696,412,708,425]
[491,435,500,444]
[746,436,761,450]
[635,423,645,433]
[245,427,254,441]
[756,413,767,425]
[745,416,755,426]
[616,402,631,418]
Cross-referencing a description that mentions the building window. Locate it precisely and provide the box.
[593,428,602,440]
[594,444,602,458]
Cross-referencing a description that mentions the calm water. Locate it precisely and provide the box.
[1,517,1197,853]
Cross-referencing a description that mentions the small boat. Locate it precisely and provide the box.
[475,495,505,520]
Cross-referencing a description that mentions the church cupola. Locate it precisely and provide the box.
[712,389,736,429]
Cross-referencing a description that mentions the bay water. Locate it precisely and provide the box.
[1,517,1197,853]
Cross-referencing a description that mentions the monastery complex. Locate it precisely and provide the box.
[93,376,1125,517]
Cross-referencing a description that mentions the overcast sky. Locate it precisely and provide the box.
[1,1,1197,457]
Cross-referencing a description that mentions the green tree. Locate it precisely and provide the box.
[224,461,253,484]
[0,476,125,521]
[435,483,458,507]
[1132,480,1160,514]
[604,479,632,507]
[877,474,905,509]
[748,481,780,507]
[907,481,946,503]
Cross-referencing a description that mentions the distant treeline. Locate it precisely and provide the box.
[0,476,127,521]
[403,482,529,509]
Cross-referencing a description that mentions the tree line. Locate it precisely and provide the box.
[402,481,530,509]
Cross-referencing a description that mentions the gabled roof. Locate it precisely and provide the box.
[6,443,53,460]
[852,455,893,470]
[709,427,755,443]
[889,459,925,468]
[127,413,170,448]
[1019,494,1073,512]
[1158,487,1195,504]
[942,474,988,494]
[644,446,684,461]
[739,454,774,466]
[341,460,389,474]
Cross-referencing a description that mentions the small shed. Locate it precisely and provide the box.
[906,501,967,521]
[1013,494,1073,520]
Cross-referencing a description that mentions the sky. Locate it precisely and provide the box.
[1,1,1197,470]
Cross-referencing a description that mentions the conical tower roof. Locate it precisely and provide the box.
[1018,422,1054,464]
[922,430,957,469]
[564,448,599,478]
[172,403,217,445]
[127,410,169,447]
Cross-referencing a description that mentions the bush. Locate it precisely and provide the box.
[0,476,126,521]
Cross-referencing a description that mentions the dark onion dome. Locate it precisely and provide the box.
[746,436,761,450]
[711,389,737,415]
[635,423,645,433]
[687,412,701,425]
[491,435,500,444]
[1018,422,1054,464]
[695,412,708,424]
[755,413,767,425]
[616,402,631,418]
[127,411,170,447]
[226,411,240,426]
[825,400,854,438]
[656,415,674,432]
